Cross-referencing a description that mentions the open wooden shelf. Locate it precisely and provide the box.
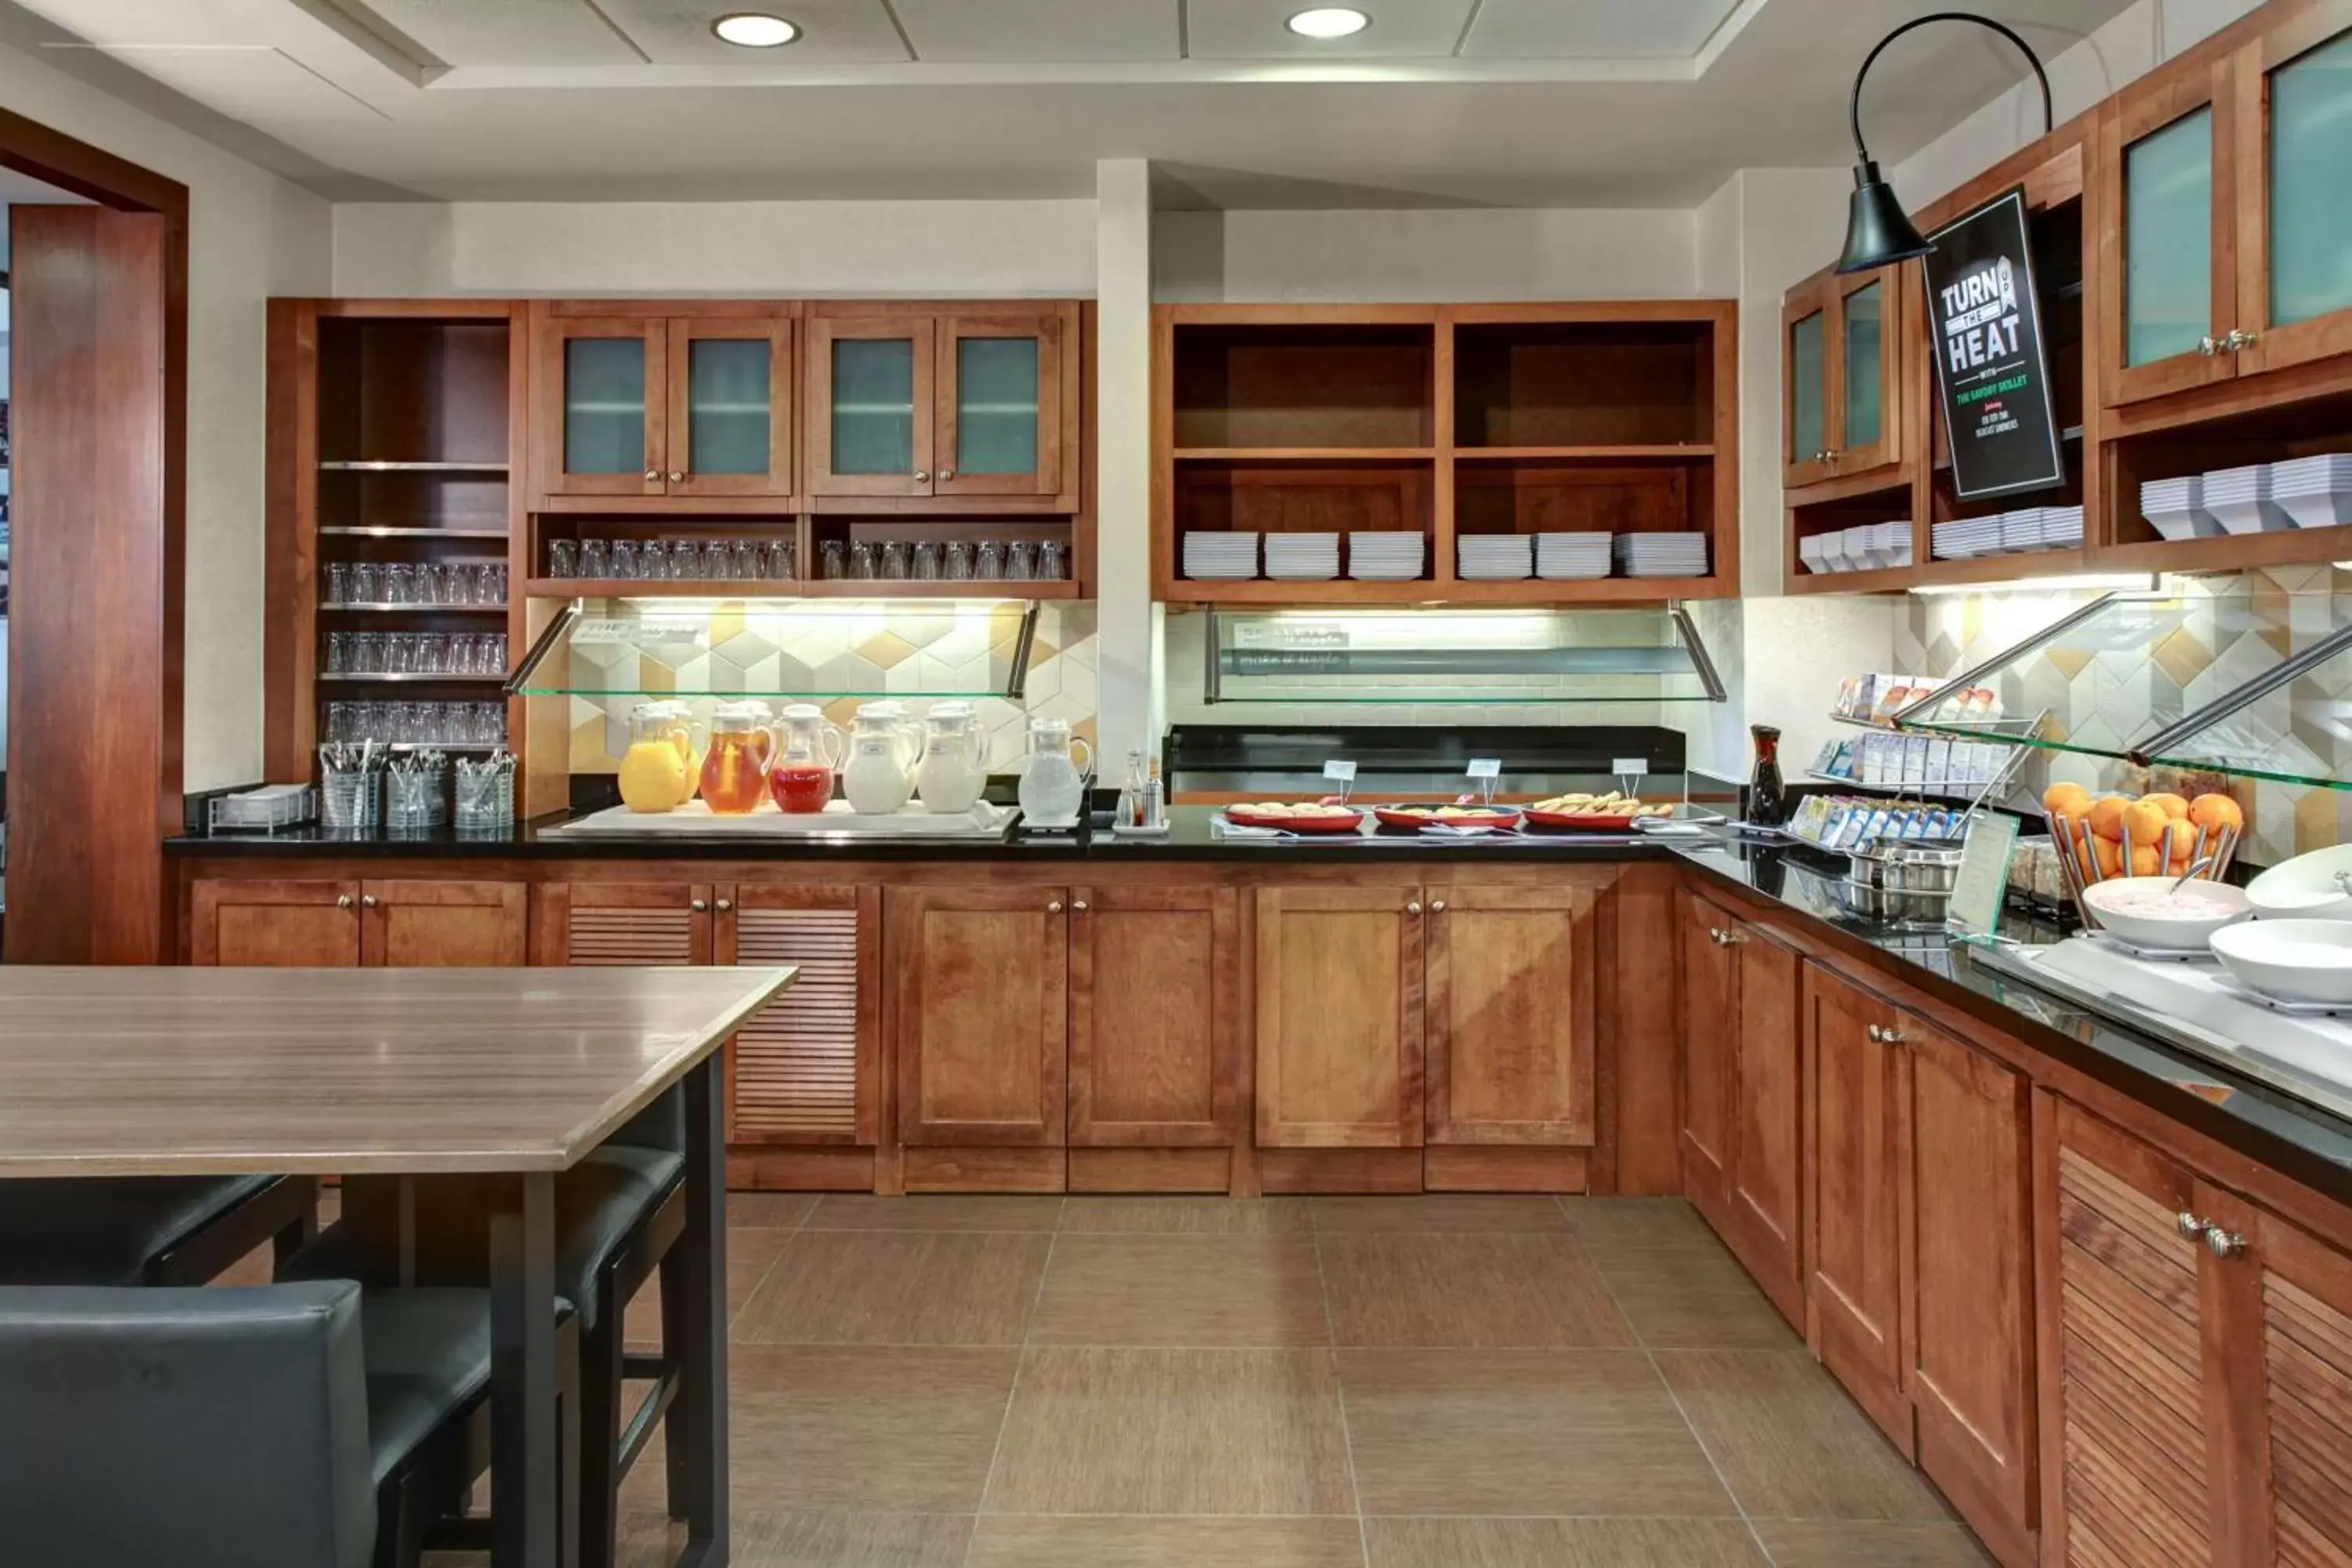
[1160,575,1719,607]
[526,577,1081,601]
[1454,445,1716,462]
[1174,446,1437,462]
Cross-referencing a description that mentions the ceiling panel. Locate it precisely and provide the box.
[1461,0,1743,59]
[597,0,910,64]
[893,0,1181,63]
[88,45,388,126]
[1186,0,1475,61]
[342,0,644,67]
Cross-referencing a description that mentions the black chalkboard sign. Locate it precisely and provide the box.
[1924,187,2066,500]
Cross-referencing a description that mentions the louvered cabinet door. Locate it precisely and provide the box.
[2040,1097,2220,1568]
[539,883,716,967]
[723,885,880,1147]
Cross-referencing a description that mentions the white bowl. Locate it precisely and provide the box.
[2248,844,2352,921]
[2209,920,2352,1006]
[2081,876,2253,950]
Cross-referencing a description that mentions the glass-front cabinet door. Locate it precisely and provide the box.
[2238,9,2352,376]
[539,317,666,497]
[664,319,793,498]
[808,316,936,497]
[2103,60,2238,405]
[1784,285,1835,488]
[1832,265,1904,476]
[935,314,1066,499]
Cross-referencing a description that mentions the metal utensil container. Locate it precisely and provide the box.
[2050,814,2241,933]
[1839,833,1965,926]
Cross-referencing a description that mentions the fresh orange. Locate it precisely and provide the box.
[2161,821,2198,868]
[2122,799,2169,851]
[2092,835,2124,879]
[2088,795,2132,842]
[2043,782,2092,819]
[2130,844,2162,877]
[2143,792,2190,820]
[2188,793,2245,836]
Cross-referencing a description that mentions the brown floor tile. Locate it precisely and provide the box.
[1556,1196,1723,1252]
[626,1346,1017,1512]
[732,1510,975,1568]
[967,1516,1366,1567]
[1750,1521,1994,1566]
[626,1226,792,1351]
[1364,1518,1766,1567]
[1312,1196,1568,1232]
[728,1192,818,1229]
[1655,1350,1951,1522]
[804,1195,1064,1232]
[1339,1348,1735,1518]
[1591,1244,1802,1350]
[1319,1234,1635,1348]
[1062,1196,1312,1234]
[1029,1236,1330,1347]
[985,1347,1355,1515]
[734,1231,1051,1345]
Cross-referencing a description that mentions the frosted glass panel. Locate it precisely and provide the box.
[2270,29,2352,328]
[832,338,916,476]
[564,338,646,476]
[1842,283,1884,450]
[1790,310,1826,463]
[2125,108,2214,366]
[687,338,771,477]
[956,336,1041,476]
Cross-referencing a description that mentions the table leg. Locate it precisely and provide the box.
[492,1171,559,1568]
[677,1054,731,1566]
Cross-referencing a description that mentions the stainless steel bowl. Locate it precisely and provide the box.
[1846,833,1967,895]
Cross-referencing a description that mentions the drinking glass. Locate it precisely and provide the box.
[612,539,640,580]
[976,541,1006,579]
[731,539,760,581]
[547,539,579,579]
[325,632,351,674]
[762,539,793,581]
[1038,540,1069,580]
[415,633,446,675]
[352,562,385,606]
[581,539,612,579]
[325,701,352,743]
[354,632,386,674]
[483,564,508,604]
[1006,541,1036,582]
[326,563,351,606]
[487,633,510,674]
[913,541,942,580]
[702,539,734,580]
[821,540,848,581]
[849,541,879,580]
[638,540,669,581]
[880,539,910,580]
[386,564,417,607]
[945,541,975,582]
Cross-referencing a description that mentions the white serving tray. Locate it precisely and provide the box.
[545,799,1014,840]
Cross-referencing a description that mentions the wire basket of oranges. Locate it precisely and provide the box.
[2041,782,2244,931]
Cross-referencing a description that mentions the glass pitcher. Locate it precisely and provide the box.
[842,706,925,815]
[915,701,989,815]
[619,702,702,814]
[1017,716,1093,826]
[699,702,781,815]
[852,700,926,774]
[770,702,846,815]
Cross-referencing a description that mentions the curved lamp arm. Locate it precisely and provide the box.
[1852,12,2054,162]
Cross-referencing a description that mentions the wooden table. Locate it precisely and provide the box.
[0,964,794,1568]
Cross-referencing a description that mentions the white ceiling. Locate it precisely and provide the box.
[1,0,2142,207]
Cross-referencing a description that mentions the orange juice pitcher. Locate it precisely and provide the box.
[619,702,703,813]
[699,702,781,815]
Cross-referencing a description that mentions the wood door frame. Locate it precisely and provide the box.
[2231,2,2352,376]
[1252,883,1426,1149]
[1783,280,1838,487]
[723,881,884,1149]
[1066,883,1240,1147]
[1423,880,1600,1146]
[934,308,1068,499]
[0,111,187,965]
[888,884,1069,1146]
[529,306,669,500]
[2098,60,2241,407]
[664,314,797,499]
[357,878,528,967]
[1830,263,1905,477]
[188,877,360,966]
[804,314,938,498]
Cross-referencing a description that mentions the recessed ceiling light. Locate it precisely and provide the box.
[1286,7,1370,41]
[713,13,800,47]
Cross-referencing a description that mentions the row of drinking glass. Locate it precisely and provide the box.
[324,632,508,677]
[550,537,792,583]
[322,700,507,749]
[820,538,1068,583]
[325,561,507,608]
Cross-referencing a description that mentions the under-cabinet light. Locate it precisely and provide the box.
[713,13,800,47]
[1908,573,2159,597]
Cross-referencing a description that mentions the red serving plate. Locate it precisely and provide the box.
[1523,808,1643,832]
[1223,807,1366,834]
[1371,805,1521,832]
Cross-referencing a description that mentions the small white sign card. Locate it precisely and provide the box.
[1947,813,2020,938]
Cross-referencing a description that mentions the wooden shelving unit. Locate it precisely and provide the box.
[1153,302,1738,606]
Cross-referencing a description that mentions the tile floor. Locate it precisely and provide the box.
[543,1192,1994,1568]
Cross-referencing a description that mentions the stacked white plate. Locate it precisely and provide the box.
[1347,532,1426,580]
[1931,517,2005,559]
[2268,454,2352,529]
[1457,535,1534,580]
[2141,474,2221,540]
[1798,533,1838,574]
[1534,532,1612,580]
[2040,504,2085,546]
[1183,531,1260,580]
[1264,532,1341,581]
[2000,509,2042,552]
[1614,532,1708,578]
[2202,463,2292,535]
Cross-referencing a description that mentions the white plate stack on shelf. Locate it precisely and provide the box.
[1183,531,1260,580]
[1263,532,1341,580]
[1534,532,1613,580]
[1346,532,1426,580]
[2040,504,2085,546]
[2141,474,2220,540]
[1999,509,2042,552]
[1613,532,1708,579]
[2268,454,2352,529]
[1931,516,2005,560]
[1457,535,1534,580]
[2202,463,2292,535]
[1798,533,1837,574]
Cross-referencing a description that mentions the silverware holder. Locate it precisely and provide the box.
[2052,815,2241,932]
[454,753,516,833]
[385,758,450,831]
[319,758,382,830]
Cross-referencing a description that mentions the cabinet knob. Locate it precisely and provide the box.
[1072,899,1089,912]
[1047,899,1065,913]
[1824,448,1842,462]
[939,467,956,481]
[2198,335,2221,357]
[2205,1227,2247,1260]
[715,898,733,912]
[669,470,685,484]
[644,468,660,481]
[2176,1211,2209,1239]
[913,469,931,484]
[336,894,354,910]
[691,898,709,913]
[1865,1022,1904,1044]
[360,895,379,909]
[1406,900,1423,916]
[2225,328,2260,350]
[1430,899,1447,913]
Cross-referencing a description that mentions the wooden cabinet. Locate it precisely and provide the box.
[721,884,881,1147]
[1803,963,1913,1452]
[1067,885,1239,1147]
[889,886,1068,1146]
[1254,884,1424,1149]
[1782,263,1908,487]
[533,306,795,500]
[191,877,523,967]
[1726,924,1806,1323]
[807,303,1076,502]
[1905,1017,2036,1563]
[1424,880,1601,1146]
[1677,890,1740,1223]
[538,880,716,966]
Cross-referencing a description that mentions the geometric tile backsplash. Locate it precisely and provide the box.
[570,602,1098,775]
[1894,564,2352,867]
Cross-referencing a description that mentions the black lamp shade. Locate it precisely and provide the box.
[1836,159,1933,274]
